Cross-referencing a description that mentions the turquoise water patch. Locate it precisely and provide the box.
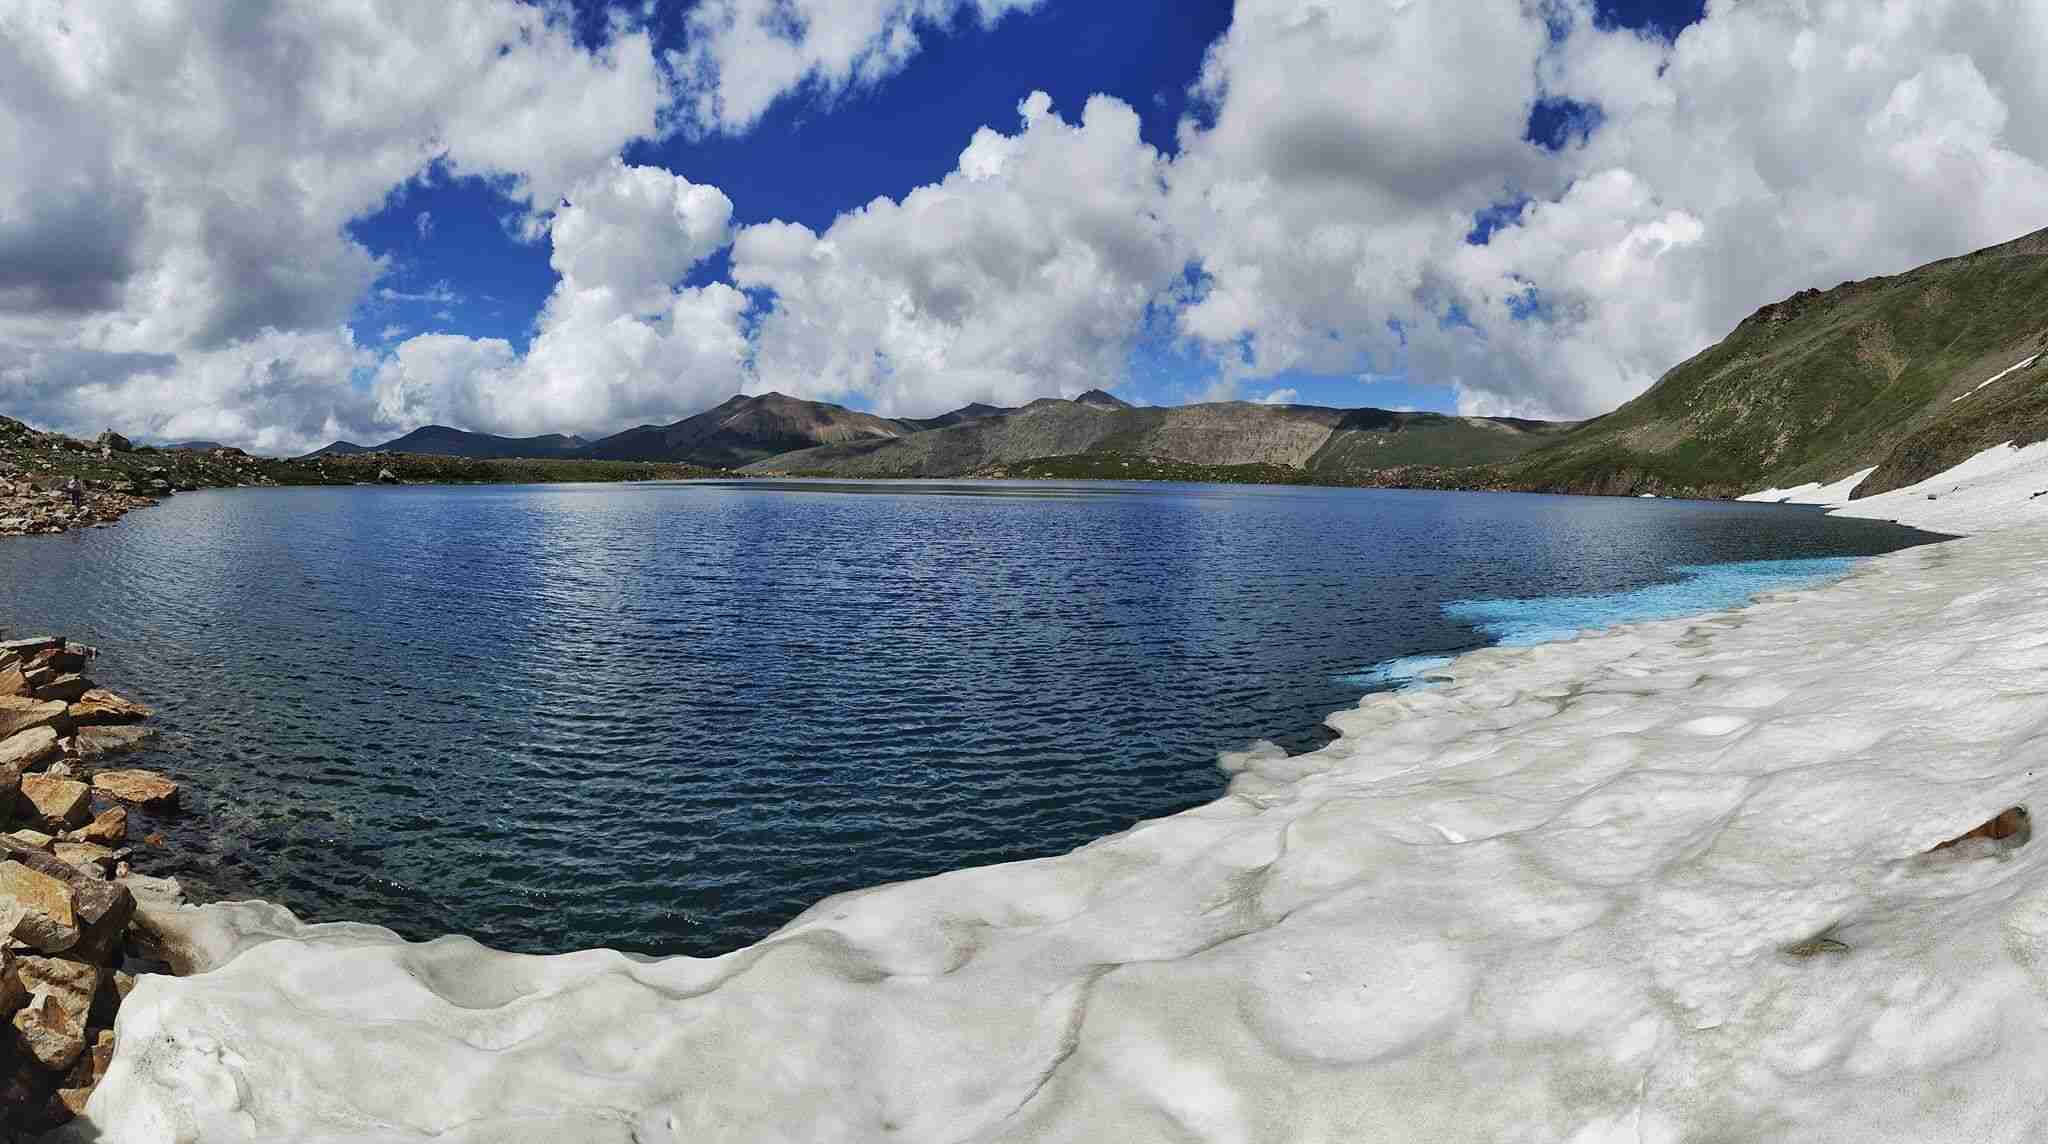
[1444,557,1864,647]
[1336,654,1458,691]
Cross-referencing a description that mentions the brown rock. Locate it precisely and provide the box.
[0,946,25,1017]
[0,661,27,698]
[0,637,61,659]
[0,860,79,953]
[78,806,126,845]
[67,687,150,726]
[92,768,179,806]
[0,725,61,770]
[0,848,133,962]
[20,664,55,690]
[11,992,84,1071]
[5,829,53,849]
[0,694,68,739]
[52,842,122,878]
[14,957,100,1031]
[31,674,93,703]
[68,724,156,761]
[18,773,91,829]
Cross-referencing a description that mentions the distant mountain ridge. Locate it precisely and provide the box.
[744,396,1574,479]
[303,426,588,460]
[302,390,1577,478]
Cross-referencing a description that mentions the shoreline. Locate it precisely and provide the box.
[40,440,2048,1140]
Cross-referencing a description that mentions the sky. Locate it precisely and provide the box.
[3,0,2046,453]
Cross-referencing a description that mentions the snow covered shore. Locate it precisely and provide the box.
[67,445,2048,1142]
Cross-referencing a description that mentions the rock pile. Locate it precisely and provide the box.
[0,481,158,539]
[0,635,172,1134]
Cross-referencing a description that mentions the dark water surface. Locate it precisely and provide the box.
[0,481,1939,955]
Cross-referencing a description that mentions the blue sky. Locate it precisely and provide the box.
[346,0,1711,418]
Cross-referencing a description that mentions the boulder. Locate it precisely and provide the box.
[52,842,122,878]
[0,660,27,697]
[67,688,150,726]
[92,769,178,806]
[11,992,84,1071]
[31,675,92,703]
[0,860,79,952]
[0,947,24,1017]
[377,467,400,484]
[94,431,131,453]
[69,724,155,760]
[0,726,61,770]
[76,807,126,846]
[0,850,132,962]
[5,829,53,850]
[0,637,61,659]
[18,774,91,829]
[0,695,68,739]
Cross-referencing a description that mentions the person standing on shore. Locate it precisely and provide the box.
[64,476,82,512]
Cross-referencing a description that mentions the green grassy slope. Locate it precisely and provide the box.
[1502,226,2048,498]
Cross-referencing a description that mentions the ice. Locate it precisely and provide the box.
[1444,557,1862,645]
[69,448,2048,1142]
[1737,466,1875,504]
[1334,652,1457,689]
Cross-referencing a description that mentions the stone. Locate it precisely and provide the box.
[31,674,92,703]
[43,760,70,777]
[78,806,126,845]
[0,637,61,659]
[67,688,150,726]
[5,829,53,849]
[0,694,69,739]
[18,774,91,829]
[0,949,22,1019]
[52,842,122,878]
[0,726,61,770]
[95,430,131,453]
[69,724,156,760]
[0,660,27,697]
[92,769,179,806]
[0,860,79,953]
[377,467,401,483]
[20,664,55,690]
[15,956,99,1030]
[11,992,84,1071]
[7,850,131,963]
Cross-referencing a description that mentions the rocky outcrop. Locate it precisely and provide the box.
[0,634,162,1132]
[91,769,177,806]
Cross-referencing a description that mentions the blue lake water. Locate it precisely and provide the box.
[0,480,1941,956]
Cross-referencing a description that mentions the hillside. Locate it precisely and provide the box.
[577,392,917,467]
[304,426,588,460]
[1503,226,2048,498]
[744,397,1572,479]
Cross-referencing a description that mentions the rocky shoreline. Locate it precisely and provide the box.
[0,635,178,1136]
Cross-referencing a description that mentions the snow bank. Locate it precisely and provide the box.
[69,451,2048,1142]
[1950,353,2041,402]
[1737,466,1874,505]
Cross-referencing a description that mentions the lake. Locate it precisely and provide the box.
[0,480,1941,956]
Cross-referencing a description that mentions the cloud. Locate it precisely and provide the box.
[1163,0,2048,418]
[1256,387,1298,406]
[371,161,750,437]
[0,0,670,450]
[674,0,1045,135]
[378,281,464,306]
[415,211,434,240]
[735,91,1185,415]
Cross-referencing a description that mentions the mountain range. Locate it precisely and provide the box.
[298,224,2048,496]
[303,388,1575,479]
